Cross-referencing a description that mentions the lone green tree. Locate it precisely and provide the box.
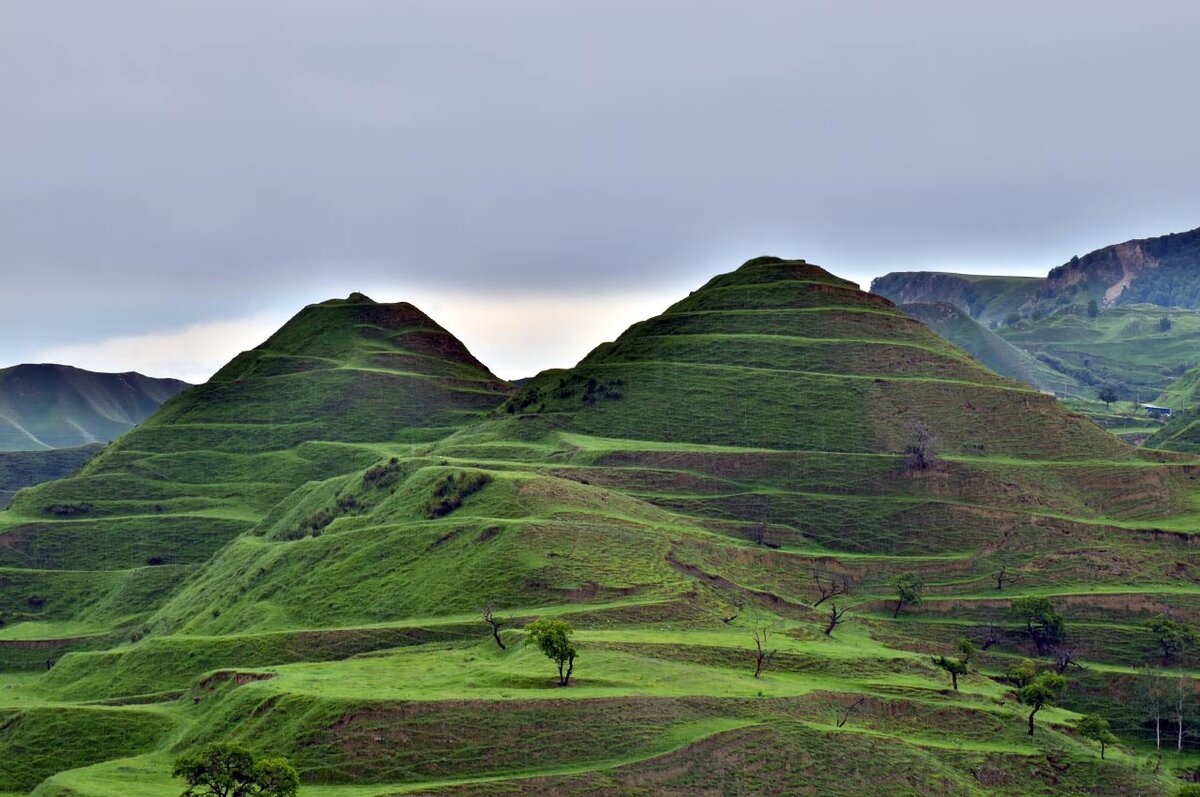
[1076,714,1117,759]
[931,637,976,691]
[1009,596,1065,654]
[1006,658,1038,688]
[1018,671,1066,736]
[891,573,924,618]
[1147,614,1196,665]
[932,655,968,691]
[1087,299,1099,318]
[172,743,299,797]
[1161,316,1174,332]
[1097,384,1119,409]
[525,617,577,686]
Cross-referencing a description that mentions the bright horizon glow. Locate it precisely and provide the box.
[30,281,697,385]
[17,253,1088,384]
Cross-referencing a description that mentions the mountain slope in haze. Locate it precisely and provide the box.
[869,272,1043,325]
[0,444,102,507]
[0,364,189,451]
[21,258,1200,796]
[898,302,1082,396]
[1042,225,1200,308]
[872,225,1200,319]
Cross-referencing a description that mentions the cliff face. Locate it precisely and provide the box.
[1043,227,1200,308]
[874,226,1200,320]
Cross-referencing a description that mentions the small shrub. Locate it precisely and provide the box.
[362,457,402,489]
[423,471,493,518]
[44,502,93,517]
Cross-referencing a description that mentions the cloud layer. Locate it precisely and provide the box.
[4,1,1199,377]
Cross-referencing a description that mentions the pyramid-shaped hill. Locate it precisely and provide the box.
[503,257,1130,460]
[0,295,510,656]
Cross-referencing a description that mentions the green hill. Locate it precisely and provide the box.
[0,364,189,451]
[0,444,102,507]
[899,302,1082,396]
[0,293,509,683]
[5,265,1200,796]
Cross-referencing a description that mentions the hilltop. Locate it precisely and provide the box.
[0,364,188,451]
[7,259,1200,796]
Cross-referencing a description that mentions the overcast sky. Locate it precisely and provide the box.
[3,1,1199,382]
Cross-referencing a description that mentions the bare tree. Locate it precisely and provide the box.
[995,563,1017,591]
[482,603,507,650]
[824,604,848,636]
[977,624,1004,651]
[904,421,938,471]
[753,625,777,678]
[836,696,866,728]
[1138,667,1168,764]
[722,600,744,625]
[1050,643,1083,675]
[1177,671,1189,753]
[812,570,851,607]
[748,524,771,547]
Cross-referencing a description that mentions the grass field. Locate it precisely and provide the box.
[5,263,1200,795]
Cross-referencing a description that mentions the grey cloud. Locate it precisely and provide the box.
[2,0,1199,366]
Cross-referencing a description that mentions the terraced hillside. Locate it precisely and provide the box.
[899,303,1082,396]
[0,364,188,451]
[7,262,1200,796]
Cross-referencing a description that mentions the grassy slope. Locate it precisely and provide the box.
[0,365,189,452]
[8,264,1200,796]
[997,304,1200,400]
[1146,366,1200,452]
[899,302,1082,396]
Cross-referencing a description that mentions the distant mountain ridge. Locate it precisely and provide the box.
[0,364,189,451]
[871,225,1200,319]
[869,272,1043,325]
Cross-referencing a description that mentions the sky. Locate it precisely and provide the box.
[2,1,1199,383]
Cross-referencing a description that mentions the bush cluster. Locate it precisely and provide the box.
[424,471,492,518]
